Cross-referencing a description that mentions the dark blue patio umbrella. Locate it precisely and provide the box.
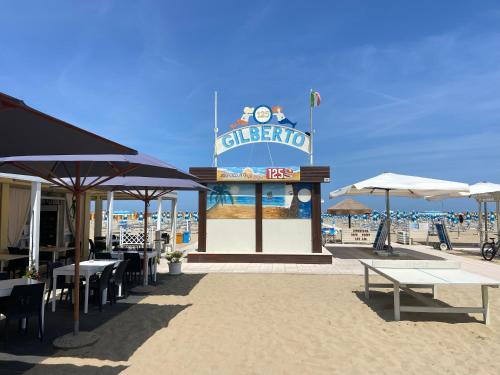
[0,153,195,335]
[75,177,208,285]
[0,92,136,156]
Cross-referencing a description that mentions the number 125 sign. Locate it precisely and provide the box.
[265,167,298,180]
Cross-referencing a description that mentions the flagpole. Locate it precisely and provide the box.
[213,91,218,167]
[309,88,313,166]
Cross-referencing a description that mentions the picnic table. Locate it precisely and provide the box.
[360,259,500,325]
[51,259,119,314]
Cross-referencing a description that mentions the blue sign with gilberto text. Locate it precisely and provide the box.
[215,124,311,156]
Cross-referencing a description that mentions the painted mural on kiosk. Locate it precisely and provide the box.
[263,183,312,219]
[206,182,312,220]
[206,183,256,219]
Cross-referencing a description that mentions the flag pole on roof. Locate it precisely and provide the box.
[309,90,321,166]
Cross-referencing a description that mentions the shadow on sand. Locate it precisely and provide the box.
[325,245,445,261]
[129,273,207,297]
[353,290,481,324]
[0,361,126,375]
[0,274,210,373]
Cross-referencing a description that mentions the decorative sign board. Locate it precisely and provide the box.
[216,166,300,182]
[215,125,310,156]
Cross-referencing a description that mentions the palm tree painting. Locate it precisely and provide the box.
[209,184,234,207]
[207,184,256,219]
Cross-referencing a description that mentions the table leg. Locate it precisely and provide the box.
[394,282,400,321]
[53,252,56,263]
[482,285,490,325]
[52,274,57,312]
[432,285,438,299]
[0,260,4,272]
[84,275,90,314]
[364,266,369,300]
[102,287,108,306]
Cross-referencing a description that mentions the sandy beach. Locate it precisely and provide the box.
[12,271,500,375]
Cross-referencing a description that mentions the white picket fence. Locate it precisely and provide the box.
[119,226,154,247]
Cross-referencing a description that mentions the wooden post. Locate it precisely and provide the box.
[256,183,262,252]
[311,183,322,253]
[198,191,207,252]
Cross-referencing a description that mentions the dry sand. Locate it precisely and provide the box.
[20,273,500,375]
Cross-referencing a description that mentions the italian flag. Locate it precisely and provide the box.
[310,91,321,107]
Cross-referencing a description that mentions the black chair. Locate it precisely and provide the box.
[94,237,107,251]
[45,262,75,305]
[59,241,76,264]
[7,247,27,255]
[0,283,45,343]
[94,252,112,260]
[110,260,129,300]
[89,264,115,311]
[124,253,142,283]
[6,258,29,279]
[161,232,170,244]
[0,272,8,280]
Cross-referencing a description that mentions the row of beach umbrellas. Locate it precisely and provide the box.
[329,173,500,253]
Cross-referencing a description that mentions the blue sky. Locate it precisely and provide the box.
[1,1,499,212]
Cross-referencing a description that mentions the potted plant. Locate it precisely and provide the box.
[23,257,40,282]
[165,250,185,275]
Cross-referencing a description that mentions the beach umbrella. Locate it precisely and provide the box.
[0,153,195,336]
[426,182,500,246]
[0,92,136,156]
[86,177,208,285]
[327,198,372,228]
[329,173,469,253]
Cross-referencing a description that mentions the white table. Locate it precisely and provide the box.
[0,253,29,272]
[0,279,45,335]
[40,246,75,263]
[110,250,158,283]
[51,260,119,314]
[360,259,500,325]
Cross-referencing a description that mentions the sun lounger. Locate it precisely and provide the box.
[359,259,500,324]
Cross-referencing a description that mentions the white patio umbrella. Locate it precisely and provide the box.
[426,182,500,245]
[329,173,470,252]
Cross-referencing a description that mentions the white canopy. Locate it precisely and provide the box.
[426,182,500,202]
[329,173,470,199]
[329,173,469,254]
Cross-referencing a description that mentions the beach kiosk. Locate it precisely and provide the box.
[189,100,331,263]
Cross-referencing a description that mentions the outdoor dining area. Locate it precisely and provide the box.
[0,91,205,348]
